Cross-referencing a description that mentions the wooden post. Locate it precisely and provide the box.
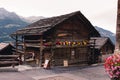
[88,39,96,64]
[15,36,18,54]
[39,36,43,67]
[51,44,54,67]
[92,39,96,63]
[51,30,56,67]
[19,36,23,64]
[116,0,120,51]
[23,36,26,64]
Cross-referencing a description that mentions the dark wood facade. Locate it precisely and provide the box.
[11,11,100,67]
[90,37,114,62]
[0,43,19,67]
[0,43,14,55]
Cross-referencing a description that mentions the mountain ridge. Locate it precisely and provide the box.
[95,26,115,44]
[0,8,29,42]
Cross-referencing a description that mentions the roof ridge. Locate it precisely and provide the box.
[11,11,100,36]
[15,11,81,31]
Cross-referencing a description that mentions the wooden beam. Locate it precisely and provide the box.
[23,36,26,64]
[0,61,18,64]
[15,36,18,55]
[0,55,19,58]
[12,48,24,54]
[39,36,43,67]
[24,40,44,42]
[116,0,120,50]
[17,43,41,48]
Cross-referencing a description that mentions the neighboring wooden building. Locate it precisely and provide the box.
[11,11,100,67]
[0,43,19,67]
[90,37,115,62]
[0,43,14,55]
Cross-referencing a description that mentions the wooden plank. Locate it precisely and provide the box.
[17,43,41,48]
[24,40,42,42]
[13,49,24,54]
[0,55,19,58]
[16,35,18,55]
[39,36,43,66]
[0,59,17,61]
[23,37,26,63]
[0,61,18,64]
[13,48,23,52]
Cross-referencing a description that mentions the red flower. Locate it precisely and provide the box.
[104,53,120,78]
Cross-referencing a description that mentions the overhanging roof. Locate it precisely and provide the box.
[11,11,100,36]
[90,37,114,49]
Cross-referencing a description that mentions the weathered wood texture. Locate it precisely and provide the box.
[0,55,19,67]
[116,0,120,50]
[11,11,101,66]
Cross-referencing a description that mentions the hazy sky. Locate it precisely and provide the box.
[0,0,118,33]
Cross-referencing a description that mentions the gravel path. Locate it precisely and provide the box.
[39,76,73,80]
[0,64,110,80]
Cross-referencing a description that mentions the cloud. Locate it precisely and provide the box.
[88,8,117,33]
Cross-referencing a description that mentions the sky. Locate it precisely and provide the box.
[0,0,118,33]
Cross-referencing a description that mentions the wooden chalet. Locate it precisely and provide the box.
[0,43,19,67]
[11,11,100,67]
[0,43,14,55]
[90,37,115,62]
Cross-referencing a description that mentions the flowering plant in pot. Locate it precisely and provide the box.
[104,53,120,80]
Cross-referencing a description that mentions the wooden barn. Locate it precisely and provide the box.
[11,11,100,67]
[0,43,14,55]
[0,43,19,67]
[90,37,115,62]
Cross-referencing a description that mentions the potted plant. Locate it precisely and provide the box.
[104,53,120,80]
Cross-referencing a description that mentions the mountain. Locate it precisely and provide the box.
[0,8,29,42]
[95,26,116,44]
[0,8,116,44]
[0,8,45,42]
